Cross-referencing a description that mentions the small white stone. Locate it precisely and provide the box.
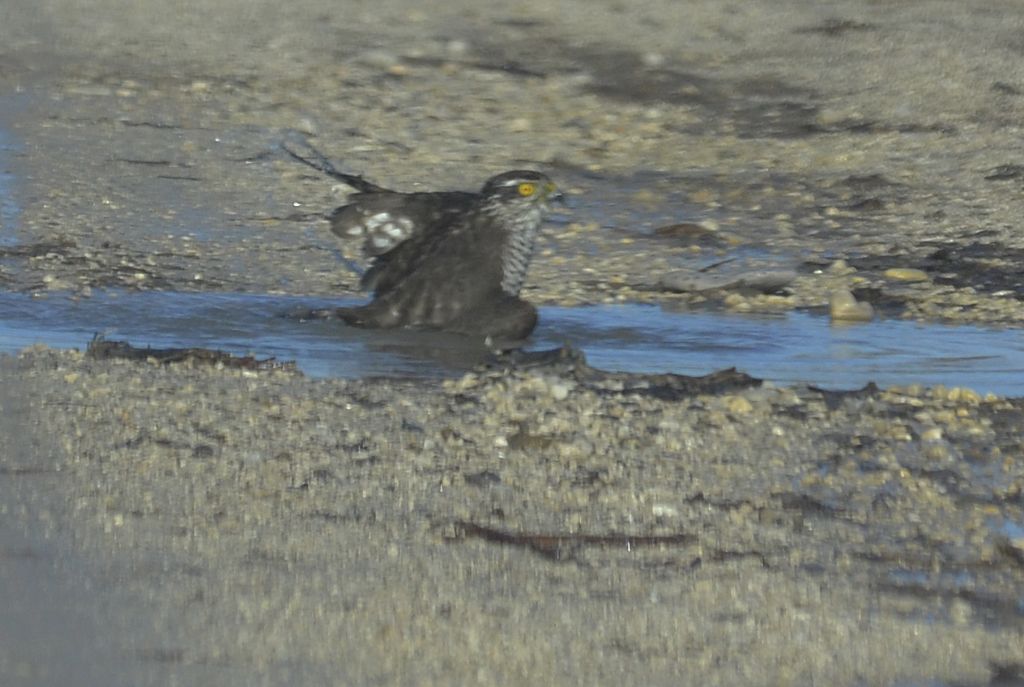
[642,52,665,68]
[446,39,469,56]
[549,382,570,401]
[652,503,678,518]
[294,117,318,136]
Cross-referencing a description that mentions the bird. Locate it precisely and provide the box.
[283,142,562,344]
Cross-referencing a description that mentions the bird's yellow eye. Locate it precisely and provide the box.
[517,182,536,197]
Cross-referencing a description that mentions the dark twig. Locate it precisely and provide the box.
[448,520,696,562]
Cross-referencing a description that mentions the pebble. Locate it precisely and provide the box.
[641,52,665,68]
[726,396,753,414]
[509,117,532,133]
[548,382,571,401]
[293,117,319,136]
[884,268,930,282]
[945,387,981,404]
[829,289,874,322]
[826,259,856,275]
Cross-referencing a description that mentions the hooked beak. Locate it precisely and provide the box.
[549,189,574,211]
[543,181,567,206]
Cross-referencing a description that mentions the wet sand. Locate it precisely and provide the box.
[1,1,1024,685]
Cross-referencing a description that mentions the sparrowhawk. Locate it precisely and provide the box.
[285,142,562,343]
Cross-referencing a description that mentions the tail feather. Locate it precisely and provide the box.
[280,141,388,193]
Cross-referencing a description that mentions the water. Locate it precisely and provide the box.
[1,289,1022,395]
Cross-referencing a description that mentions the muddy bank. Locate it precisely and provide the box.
[3,346,1024,685]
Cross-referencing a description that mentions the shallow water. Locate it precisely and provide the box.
[1,289,1023,395]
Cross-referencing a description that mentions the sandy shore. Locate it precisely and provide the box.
[3,346,1024,685]
[1,1,1024,685]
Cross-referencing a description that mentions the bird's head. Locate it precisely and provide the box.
[480,171,562,215]
[478,171,562,296]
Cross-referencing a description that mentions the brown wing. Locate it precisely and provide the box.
[358,204,493,296]
[329,191,478,258]
[338,210,510,330]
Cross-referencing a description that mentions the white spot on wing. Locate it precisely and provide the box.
[381,223,405,238]
[371,235,393,249]
[365,212,391,229]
